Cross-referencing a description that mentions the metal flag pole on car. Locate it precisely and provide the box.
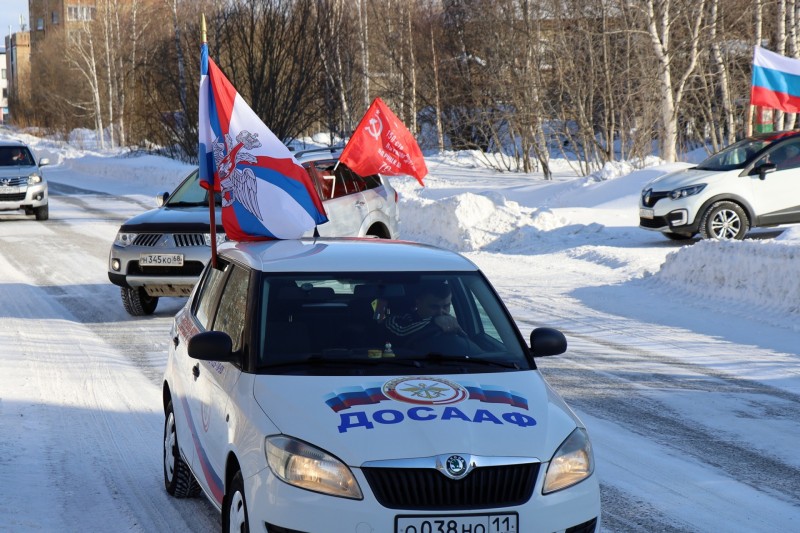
[200,14,218,269]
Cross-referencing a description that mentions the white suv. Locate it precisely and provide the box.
[0,141,50,221]
[639,131,800,240]
[108,148,400,315]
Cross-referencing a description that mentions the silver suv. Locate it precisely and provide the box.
[108,148,400,315]
[0,141,50,220]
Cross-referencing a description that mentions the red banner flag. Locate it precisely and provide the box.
[339,98,427,186]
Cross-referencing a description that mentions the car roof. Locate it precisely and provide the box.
[0,140,30,148]
[292,146,345,163]
[218,238,479,273]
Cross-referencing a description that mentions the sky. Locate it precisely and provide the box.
[0,0,29,43]
[1,125,799,531]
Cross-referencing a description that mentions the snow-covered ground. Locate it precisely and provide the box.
[1,126,799,532]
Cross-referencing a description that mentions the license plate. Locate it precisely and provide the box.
[396,513,518,533]
[639,208,654,219]
[0,186,21,194]
[139,253,184,267]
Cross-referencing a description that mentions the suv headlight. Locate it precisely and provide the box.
[670,184,706,200]
[114,232,138,247]
[28,173,43,185]
[266,436,362,499]
[542,428,594,494]
[203,233,228,247]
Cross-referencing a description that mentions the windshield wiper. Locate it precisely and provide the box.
[261,354,423,370]
[413,353,519,369]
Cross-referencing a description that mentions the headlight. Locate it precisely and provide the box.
[28,173,42,185]
[670,184,706,200]
[203,233,228,247]
[114,232,138,247]
[542,428,594,494]
[266,436,362,499]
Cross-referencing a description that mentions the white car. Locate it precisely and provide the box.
[639,131,800,240]
[0,141,50,220]
[162,238,600,533]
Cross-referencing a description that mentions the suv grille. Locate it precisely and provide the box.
[362,463,539,510]
[642,190,670,208]
[0,192,26,202]
[0,176,27,187]
[132,233,206,247]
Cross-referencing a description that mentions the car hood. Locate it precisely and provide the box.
[253,372,580,465]
[644,166,738,191]
[119,205,223,233]
[0,164,40,178]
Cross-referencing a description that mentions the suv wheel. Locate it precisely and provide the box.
[121,287,159,316]
[699,201,748,240]
[34,204,49,221]
[223,470,250,533]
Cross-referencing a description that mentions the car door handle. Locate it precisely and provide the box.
[355,200,366,206]
[173,335,179,348]
[192,364,200,380]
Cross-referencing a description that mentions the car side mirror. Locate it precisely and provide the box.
[752,162,777,180]
[188,331,236,362]
[39,157,50,167]
[529,327,567,357]
[156,192,169,207]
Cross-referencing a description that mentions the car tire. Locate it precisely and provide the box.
[34,204,49,221]
[699,201,748,240]
[223,470,249,533]
[663,231,694,241]
[121,287,158,316]
[163,400,201,498]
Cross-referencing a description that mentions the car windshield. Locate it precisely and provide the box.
[695,137,774,171]
[165,170,222,207]
[257,272,531,376]
[0,146,34,166]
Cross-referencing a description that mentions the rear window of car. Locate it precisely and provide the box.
[304,159,382,200]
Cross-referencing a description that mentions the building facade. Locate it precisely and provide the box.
[28,0,98,49]
[4,31,31,124]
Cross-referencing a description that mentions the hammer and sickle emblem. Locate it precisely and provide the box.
[365,114,383,140]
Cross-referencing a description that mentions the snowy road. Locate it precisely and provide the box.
[1,174,798,532]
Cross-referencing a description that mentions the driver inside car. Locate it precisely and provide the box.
[385,281,465,348]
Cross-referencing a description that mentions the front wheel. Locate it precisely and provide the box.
[163,400,200,498]
[223,470,249,533]
[121,286,158,316]
[699,201,748,240]
[34,204,49,221]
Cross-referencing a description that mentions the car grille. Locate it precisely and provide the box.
[640,215,669,229]
[128,261,206,276]
[362,463,539,510]
[642,190,670,207]
[0,192,26,202]
[0,176,27,187]
[133,233,206,247]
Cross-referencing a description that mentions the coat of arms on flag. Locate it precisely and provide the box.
[199,42,327,241]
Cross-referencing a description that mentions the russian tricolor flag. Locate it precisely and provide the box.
[750,46,800,114]
[199,43,327,241]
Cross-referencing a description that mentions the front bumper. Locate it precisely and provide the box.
[0,182,48,212]
[639,197,700,234]
[107,241,210,296]
[247,465,600,533]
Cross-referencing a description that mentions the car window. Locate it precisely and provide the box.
[166,170,222,206]
[257,272,529,375]
[761,139,800,171]
[695,138,771,171]
[0,146,34,166]
[212,265,250,352]
[194,262,229,329]
[303,159,381,200]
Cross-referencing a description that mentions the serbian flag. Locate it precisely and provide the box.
[750,46,800,113]
[339,97,427,186]
[198,43,327,241]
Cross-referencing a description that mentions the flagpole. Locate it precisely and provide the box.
[202,14,218,269]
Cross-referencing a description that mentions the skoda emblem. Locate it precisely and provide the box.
[437,454,472,480]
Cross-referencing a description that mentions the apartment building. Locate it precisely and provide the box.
[4,31,30,124]
[29,0,98,49]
